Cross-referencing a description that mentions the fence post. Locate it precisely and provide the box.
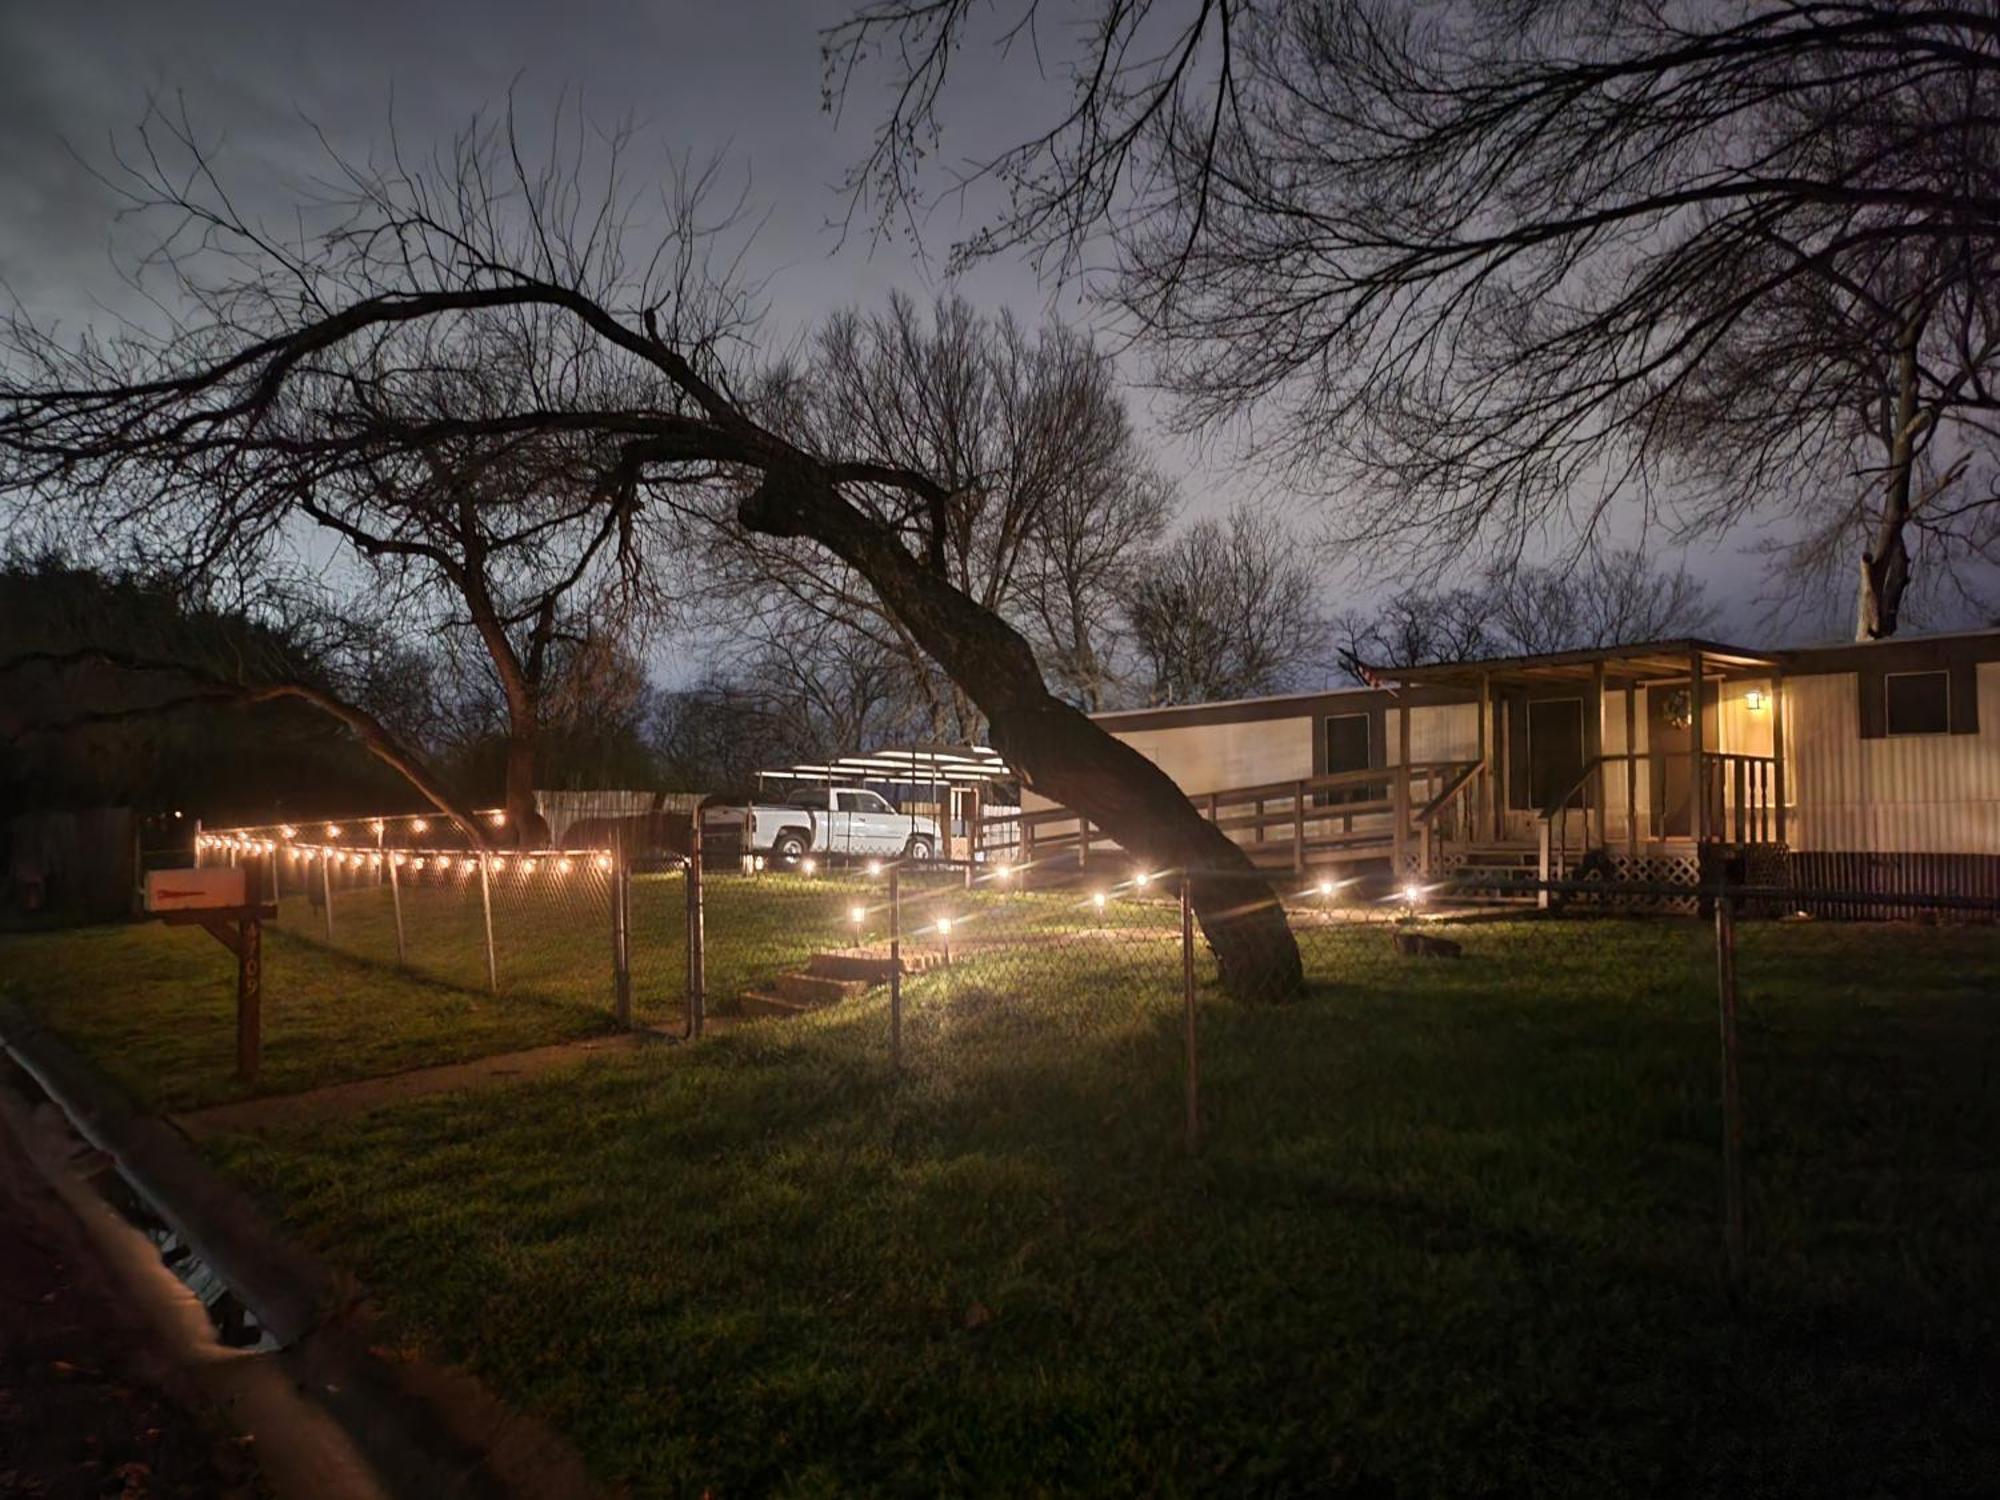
[478,852,498,995]
[686,820,706,1039]
[610,848,632,1028]
[1714,872,1747,1288]
[889,864,903,1071]
[236,915,261,1084]
[321,849,334,940]
[387,849,406,965]
[1181,871,1200,1155]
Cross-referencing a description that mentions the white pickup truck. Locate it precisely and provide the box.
[702,787,941,865]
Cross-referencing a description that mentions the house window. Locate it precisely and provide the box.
[1322,713,1372,805]
[1885,671,1950,736]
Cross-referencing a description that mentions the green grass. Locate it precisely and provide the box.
[0,920,620,1112]
[199,915,1999,1497]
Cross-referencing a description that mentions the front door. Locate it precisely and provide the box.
[1527,698,1585,813]
[1647,685,1694,838]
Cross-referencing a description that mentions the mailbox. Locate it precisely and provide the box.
[145,866,248,913]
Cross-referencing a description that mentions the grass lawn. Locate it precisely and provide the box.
[201,916,1999,1497]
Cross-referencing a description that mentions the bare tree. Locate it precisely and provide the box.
[0,106,1300,997]
[1125,504,1327,703]
[829,0,2000,636]
[1335,550,1717,679]
[703,292,1173,735]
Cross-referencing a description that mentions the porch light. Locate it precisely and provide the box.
[1745,689,1769,712]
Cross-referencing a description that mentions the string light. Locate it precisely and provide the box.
[370,819,385,837]
[412,857,426,871]
[491,856,506,872]
[556,858,574,876]
[281,825,297,840]
[489,810,507,826]
[325,823,342,838]
[521,858,537,875]
[411,817,429,835]
[459,857,476,874]
[594,854,613,872]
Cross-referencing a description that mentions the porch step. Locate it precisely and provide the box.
[807,947,947,983]
[777,971,871,1006]
[739,990,818,1019]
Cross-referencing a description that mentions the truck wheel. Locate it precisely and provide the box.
[773,831,809,867]
[904,835,934,862]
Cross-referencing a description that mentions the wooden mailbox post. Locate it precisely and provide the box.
[145,867,277,1083]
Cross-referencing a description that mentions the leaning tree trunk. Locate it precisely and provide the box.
[741,461,1304,1000]
[499,722,553,848]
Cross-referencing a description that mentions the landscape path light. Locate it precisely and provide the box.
[936,915,953,964]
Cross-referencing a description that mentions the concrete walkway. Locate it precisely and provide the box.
[172,1024,727,1140]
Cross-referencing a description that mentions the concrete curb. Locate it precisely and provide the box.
[0,999,606,1500]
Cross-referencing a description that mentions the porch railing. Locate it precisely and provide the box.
[977,760,1478,877]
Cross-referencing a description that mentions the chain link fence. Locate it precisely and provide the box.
[194,815,1998,1281]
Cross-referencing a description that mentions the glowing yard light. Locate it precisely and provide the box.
[1133,870,1152,888]
[935,916,953,935]
[994,862,1012,882]
[800,857,818,876]
[1092,891,1108,911]
[1317,878,1335,896]
[1402,881,1425,908]
[849,904,867,928]
[865,859,883,877]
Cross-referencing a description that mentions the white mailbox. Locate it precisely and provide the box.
[145,866,248,913]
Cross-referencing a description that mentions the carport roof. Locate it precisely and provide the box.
[755,745,1013,786]
[1387,638,1780,687]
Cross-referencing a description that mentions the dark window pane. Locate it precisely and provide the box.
[1323,714,1372,805]
[1885,671,1949,735]
[1529,698,1586,809]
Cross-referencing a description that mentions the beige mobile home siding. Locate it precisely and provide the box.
[1784,664,2000,854]
[1112,716,1316,794]
[1401,703,1481,765]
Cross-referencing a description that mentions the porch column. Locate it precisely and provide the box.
[1690,647,1707,844]
[1624,680,1638,858]
[1771,667,1787,849]
[1396,700,1412,875]
[1590,660,1607,851]
[1476,671,1491,841]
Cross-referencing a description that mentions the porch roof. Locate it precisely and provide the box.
[1387,637,1780,688]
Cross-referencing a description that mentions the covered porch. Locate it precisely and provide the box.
[1389,639,1788,882]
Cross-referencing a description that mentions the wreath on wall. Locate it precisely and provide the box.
[1660,688,1694,730]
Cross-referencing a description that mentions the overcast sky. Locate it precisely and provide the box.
[0,0,1885,667]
